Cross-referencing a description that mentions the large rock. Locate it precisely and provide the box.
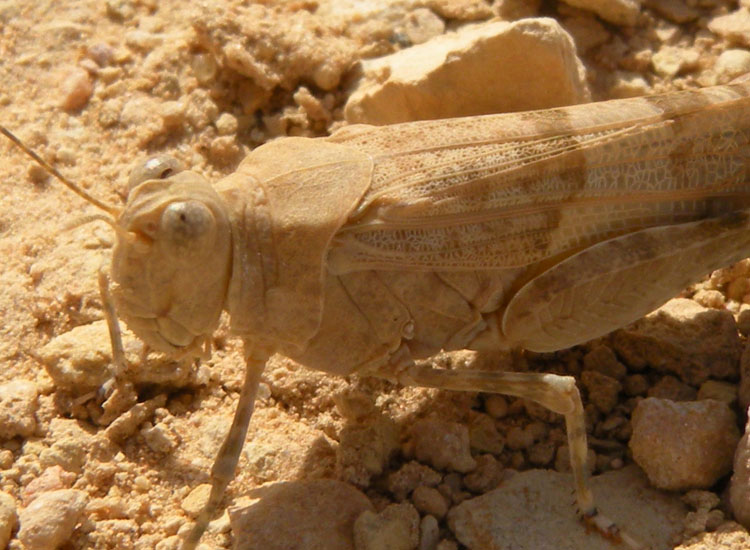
[0,492,17,550]
[731,410,750,529]
[344,18,589,125]
[630,398,740,490]
[18,489,88,550]
[38,320,194,391]
[447,466,685,550]
[229,479,373,550]
[611,298,742,385]
[709,8,750,48]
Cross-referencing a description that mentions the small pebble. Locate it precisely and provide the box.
[133,475,151,491]
[631,398,739,490]
[88,43,114,66]
[527,441,556,467]
[154,536,182,550]
[159,101,186,129]
[731,414,750,528]
[468,413,504,454]
[581,371,621,414]
[215,112,239,136]
[419,515,440,550]
[412,419,476,473]
[484,395,508,418]
[582,345,626,380]
[609,71,650,98]
[18,489,87,550]
[387,461,442,501]
[697,380,737,405]
[191,53,218,85]
[505,426,533,451]
[0,380,38,439]
[21,465,76,506]
[716,49,750,83]
[463,454,502,493]
[709,9,750,48]
[0,449,13,469]
[209,136,242,166]
[354,502,419,550]
[693,288,726,309]
[648,375,696,402]
[141,422,179,454]
[412,486,448,519]
[60,67,93,111]
[0,492,17,550]
[181,484,211,518]
[623,374,649,397]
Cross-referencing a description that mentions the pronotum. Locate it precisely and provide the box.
[4,78,750,549]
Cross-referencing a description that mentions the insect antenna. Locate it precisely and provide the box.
[0,124,122,217]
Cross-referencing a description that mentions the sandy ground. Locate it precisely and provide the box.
[2,1,750,549]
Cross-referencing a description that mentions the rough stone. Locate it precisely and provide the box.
[463,454,502,493]
[630,398,740,490]
[0,491,17,550]
[0,380,38,439]
[337,414,399,488]
[644,0,699,23]
[740,339,750,412]
[181,484,211,518]
[582,345,627,380]
[59,66,94,111]
[387,461,443,501]
[581,371,622,414]
[345,18,589,125]
[448,466,685,550]
[709,9,750,48]
[412,486,448,519]
[419,514,440,550]
[652,46,700,77]
[697,380,737,406]
[354,502,420,550]
[647,375,697,401]
[398,9,445,46]
[467,412,504,455]
[192,3,358,91]
[242,408,336,483]
[561,0,641,26]
[731,411,750,529]
[677,523,750,550]
[561,15,610,53]
[412,418,477,473]
[37,321,122,391]
[611,298,742,385]
[229,480,373,550]
[716,49,750,84]
[39,320,194,392]
[18,489,88,550]
[21,465,76,506]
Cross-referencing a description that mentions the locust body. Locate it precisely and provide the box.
[117,81,750,375]
[5,80,750,550]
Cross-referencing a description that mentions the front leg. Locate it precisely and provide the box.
[182,352,268,550]
[97,267,138,425]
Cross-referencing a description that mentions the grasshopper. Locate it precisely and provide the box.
[4,78,750,549]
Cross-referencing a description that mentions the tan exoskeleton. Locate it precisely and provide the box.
[5,79,750,550]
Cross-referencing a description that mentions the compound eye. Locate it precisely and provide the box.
[160,200,216,254]
[128,155,185,192]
